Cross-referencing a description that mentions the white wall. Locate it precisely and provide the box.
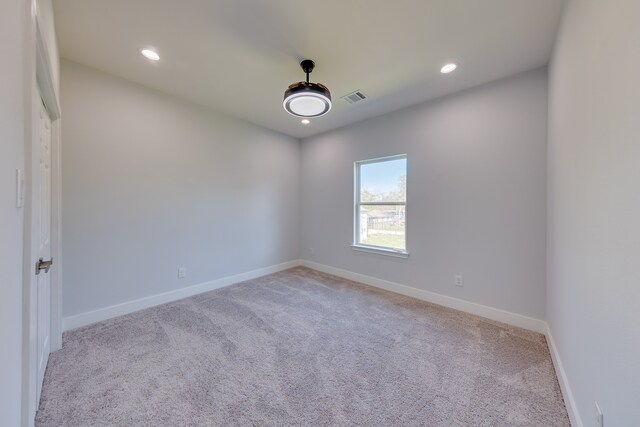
[0,1,27,425]
[300,68,548,320]
[61,60,300,318]
[547,0,640,425]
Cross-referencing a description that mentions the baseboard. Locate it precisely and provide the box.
[300,259,547,334]
[545,324,583,427]
[63,259,544,334]
[62,259,302,331]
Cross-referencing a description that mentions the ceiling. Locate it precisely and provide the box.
[53,0,564,139]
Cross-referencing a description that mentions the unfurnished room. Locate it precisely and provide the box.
[1,0,639,426]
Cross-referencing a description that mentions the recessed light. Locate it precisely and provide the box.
[440,63,457,74]
[141,48,160,61]
[301,119,310,125]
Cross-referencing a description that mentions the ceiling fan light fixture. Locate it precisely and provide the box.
[283,60,332,118]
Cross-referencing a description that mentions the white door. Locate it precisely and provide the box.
[34,93,52,402]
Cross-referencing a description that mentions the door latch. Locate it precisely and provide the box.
[35,257,53,275]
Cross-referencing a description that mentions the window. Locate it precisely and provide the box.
[354,154,407,256]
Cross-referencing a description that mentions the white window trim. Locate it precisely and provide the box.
[353,154,408,258]
[351,244,409,258]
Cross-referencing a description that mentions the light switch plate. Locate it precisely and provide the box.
[16,169,24,208]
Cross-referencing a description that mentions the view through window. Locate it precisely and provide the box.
[354,155,407,252]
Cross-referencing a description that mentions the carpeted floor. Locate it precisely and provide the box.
[36,267,569,426]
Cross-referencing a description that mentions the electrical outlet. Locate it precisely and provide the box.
[309,247,315,254]
[178,267,186,279]
[595,402,603,427]
[454,275,464,287]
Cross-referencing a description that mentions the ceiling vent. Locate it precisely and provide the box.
[341,90,368,105]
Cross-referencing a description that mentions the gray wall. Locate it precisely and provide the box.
[547,0,640,424]
[0,1,27,424]
[300,68,548,320]
[61,61,300,317]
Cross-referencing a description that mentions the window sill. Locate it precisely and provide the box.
[351,244,409,258]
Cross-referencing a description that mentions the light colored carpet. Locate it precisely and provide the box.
[37,267,569,426]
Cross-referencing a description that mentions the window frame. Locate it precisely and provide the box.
[352,154,409,258]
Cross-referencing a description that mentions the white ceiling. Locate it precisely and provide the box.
[53,0,564,139]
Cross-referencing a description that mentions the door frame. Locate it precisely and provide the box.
[22,3,62,424]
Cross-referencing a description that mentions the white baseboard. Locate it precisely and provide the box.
[62,259,302,331]
[64,259,546,334]
[300,259,547,334]
[545,325,583,427]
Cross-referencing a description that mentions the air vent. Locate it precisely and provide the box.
[341,90,368,104]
